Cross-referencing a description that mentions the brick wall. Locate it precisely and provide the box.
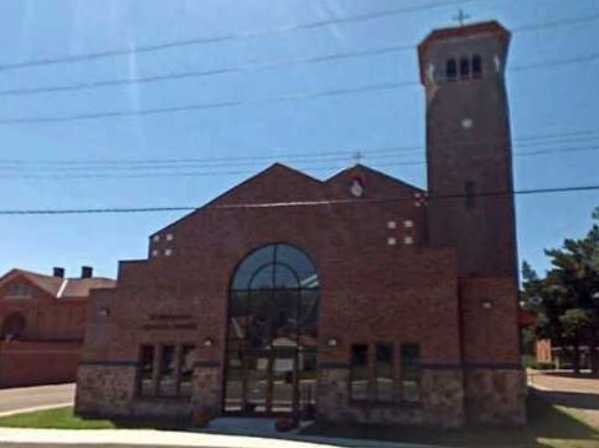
[0,340,81,388]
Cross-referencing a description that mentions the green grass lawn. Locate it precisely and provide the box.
[301,394,599,448]
[0,407,115,430]
[0,394,597,448]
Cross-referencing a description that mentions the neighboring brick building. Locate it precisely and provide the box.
[0,267,115,388]
[76,21,526,427]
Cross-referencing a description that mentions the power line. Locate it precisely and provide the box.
[0,45,418,98]
[0,44,597,125]
[0,2,596,75]
[0,81,406,125]
[1,43,598,126]
[1,184,598,215]
[0,141,598,180]
[510,12,599,33]
[0,38,597,100]
[0,1,485,72]
[1,129,598,170]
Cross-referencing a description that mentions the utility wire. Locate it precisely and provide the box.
[0,2,596,74]
[1,45,598,126]
[0,81,404,125]
[1,45,598,125]
[0,45,418,98]
[0,0,486,72]
[1,184,599,215]
[0,39,597,99]
[1,129,598,170]
[1,144,598,179]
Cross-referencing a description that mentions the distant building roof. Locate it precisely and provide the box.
[0,268,116,299]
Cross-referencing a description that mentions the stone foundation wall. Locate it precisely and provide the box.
[420,369,464,427]
[75,363,194,421]
[75,364,137,417]
[316,367,464,427]
[464,368,527,425]
[191,364,222,418]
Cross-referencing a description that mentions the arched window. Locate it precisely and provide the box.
[460,57,470,79]
[472,54,482,78]
[228,244,319,350]
[225,244,319,415]
[446,58,457,81]
[1,312,26,340]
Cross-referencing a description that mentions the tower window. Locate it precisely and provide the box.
[465,181,475,208]
[472,55,482,78]
[460,57,470,79]
[446,59,457,81]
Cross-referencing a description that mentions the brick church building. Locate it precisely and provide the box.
[76,21,526,427]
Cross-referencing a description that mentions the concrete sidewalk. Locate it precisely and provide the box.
[0,427,439,448]
[0,383,74,416]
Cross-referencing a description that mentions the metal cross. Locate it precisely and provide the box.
[453,8,471,27]
[352,151,364,164]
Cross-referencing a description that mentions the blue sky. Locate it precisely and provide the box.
[0,0,598,279]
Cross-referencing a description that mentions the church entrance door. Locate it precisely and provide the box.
[224,348,297,416]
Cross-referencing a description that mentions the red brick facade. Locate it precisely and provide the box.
[75,21,526,427]
[0,268,114,388]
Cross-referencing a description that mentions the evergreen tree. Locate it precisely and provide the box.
[521,207,599,374]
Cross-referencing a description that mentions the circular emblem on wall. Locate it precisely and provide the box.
[350,178,364,197]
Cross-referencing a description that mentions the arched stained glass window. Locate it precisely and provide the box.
[228,244,320,351]
[225,244,320,415]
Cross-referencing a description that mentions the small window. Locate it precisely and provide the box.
[158,345,176,397]
[138,345,155,397]
[400,344,421,402]
[6,283,32,298]
[350,344,369,401]
[138,343,195,399]
[472,55,482,78]
[446,59,457,81]
[375,344,394,403]
[460,57,470,79]
[465,181,475,209]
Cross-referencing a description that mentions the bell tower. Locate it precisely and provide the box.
[418,21,517,278]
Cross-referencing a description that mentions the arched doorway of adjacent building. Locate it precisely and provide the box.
[1,312,26,340]
[224,243,319,417]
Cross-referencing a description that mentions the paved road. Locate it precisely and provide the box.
[0,383,74,416]
[528,370,599,428]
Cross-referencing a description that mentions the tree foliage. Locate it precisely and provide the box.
[521,207,599,372]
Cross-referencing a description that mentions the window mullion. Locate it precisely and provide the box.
[174,344,182,397]
[152,344,161,397]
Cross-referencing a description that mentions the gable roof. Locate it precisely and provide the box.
[0,269,115,299]
[151,162,425,236]
[326,164,424,193]
[151,163,324,236]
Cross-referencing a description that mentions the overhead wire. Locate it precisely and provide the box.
[1,129,599,174]
[1,184,599,215]
[0,0,490,72]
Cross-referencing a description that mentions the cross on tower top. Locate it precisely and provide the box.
[352,151,364,165]
[452,8,471,27]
